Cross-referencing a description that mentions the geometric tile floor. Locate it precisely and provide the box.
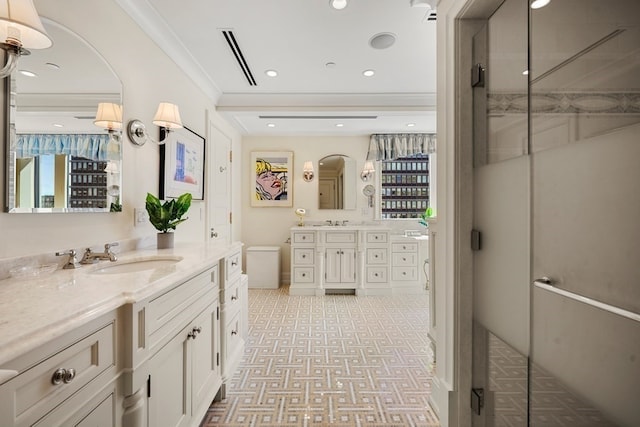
[200,286,440,427]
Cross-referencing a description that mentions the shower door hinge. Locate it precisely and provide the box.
[471,63,485,88]
[471,388,484,415]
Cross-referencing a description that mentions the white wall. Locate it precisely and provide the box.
[241,135,374,276]
[0,0,242,260]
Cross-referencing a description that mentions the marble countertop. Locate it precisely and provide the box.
[291,225,392,231]
[0,242,242,367]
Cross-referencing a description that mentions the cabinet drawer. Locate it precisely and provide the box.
[222,276,242,311]
[367,232,388,243]
[293,232,315,244]
[293,267,314,283]
[293,248,314,265]
[325,231,356,243]
[147,267,215,349]
[366,267,388,283]
[392,242,418,253]
[225,250,242,281]
[392,266,418,281]
[392,252,418,266]
[0,323,114,426]
[366,248,388,264]
[223,311,243,365]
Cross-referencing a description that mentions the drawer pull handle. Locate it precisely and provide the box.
[231,295,238,301]
[302,236,306,240]
[231,260,238,266]
[302,254,306,258]
[52,368,75,385]
[231,330,238,336]
[403,272,407,275]
[375,254,379,258]
[402,257,407,261]
[302,273,306,277]
[374,273,379,277]
[64,368,76,383]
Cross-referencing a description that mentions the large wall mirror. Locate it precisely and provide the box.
[4,18,123,213]
[318,154,356,210]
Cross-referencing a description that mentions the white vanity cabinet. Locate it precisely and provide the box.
[218,249,247,399]
[363,231,391,294]
[290,227,429,296]
[0,311,118,427]
[123,265,223,427]
[324,231,357,286]
[391,236,428,294]
[146,300,219,427]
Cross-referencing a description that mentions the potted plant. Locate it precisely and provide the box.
[145,192,192,249]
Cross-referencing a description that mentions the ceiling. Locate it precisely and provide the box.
[116,0,438,136]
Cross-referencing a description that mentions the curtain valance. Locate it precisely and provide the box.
[14,134,118,161]
[367,133,436,161]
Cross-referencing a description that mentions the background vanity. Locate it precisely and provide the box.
[290,225,428,296]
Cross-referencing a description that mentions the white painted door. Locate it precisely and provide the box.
[318,179,335,209]
[207,122,231,245]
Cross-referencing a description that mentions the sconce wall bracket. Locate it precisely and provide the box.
[127,119,148,146]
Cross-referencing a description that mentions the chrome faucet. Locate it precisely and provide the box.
[80,242,119,264]
[56,249,82,269]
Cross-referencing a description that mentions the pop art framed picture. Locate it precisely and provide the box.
[251,151,293,207]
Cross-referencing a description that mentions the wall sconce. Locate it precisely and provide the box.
[303,161,315,182]
[0,0,52,78]
[126,102,183,146]
[94,102,122,141]
[360,160,375,182]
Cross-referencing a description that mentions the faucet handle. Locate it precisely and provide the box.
[104,242,119,251]
[56,249,81,269]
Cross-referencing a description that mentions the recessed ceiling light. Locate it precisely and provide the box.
[369,33,396,50]
[19,70,37,77]
[267,123,275,128]
[265,69,278,77]
[530,0,550,9]
[336,123,344,127]
[407,123,416,127]
[53,123,64,128]
[363,69,375,77]
[330,0,347,10]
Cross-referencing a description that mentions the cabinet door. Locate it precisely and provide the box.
[340,248,357,284]
[148,325,191,427]
[191,301,221,419]
[325,249,342,283]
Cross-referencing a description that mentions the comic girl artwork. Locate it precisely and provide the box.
[251,152,293,207]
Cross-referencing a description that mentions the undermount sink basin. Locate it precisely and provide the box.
[89,256,183,275]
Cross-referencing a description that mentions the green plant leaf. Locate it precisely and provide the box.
[145,192,192,233]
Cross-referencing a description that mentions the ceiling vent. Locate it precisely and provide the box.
[221,30,257,86]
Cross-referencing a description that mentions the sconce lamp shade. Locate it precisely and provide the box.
[360,160,375,181]
[0,0,52,49]
[152,102,183,130]
[303,161,315,182]
[94,103,123,130]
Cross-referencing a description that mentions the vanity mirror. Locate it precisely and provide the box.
[4,19,123,213]
[318,154,356,210]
